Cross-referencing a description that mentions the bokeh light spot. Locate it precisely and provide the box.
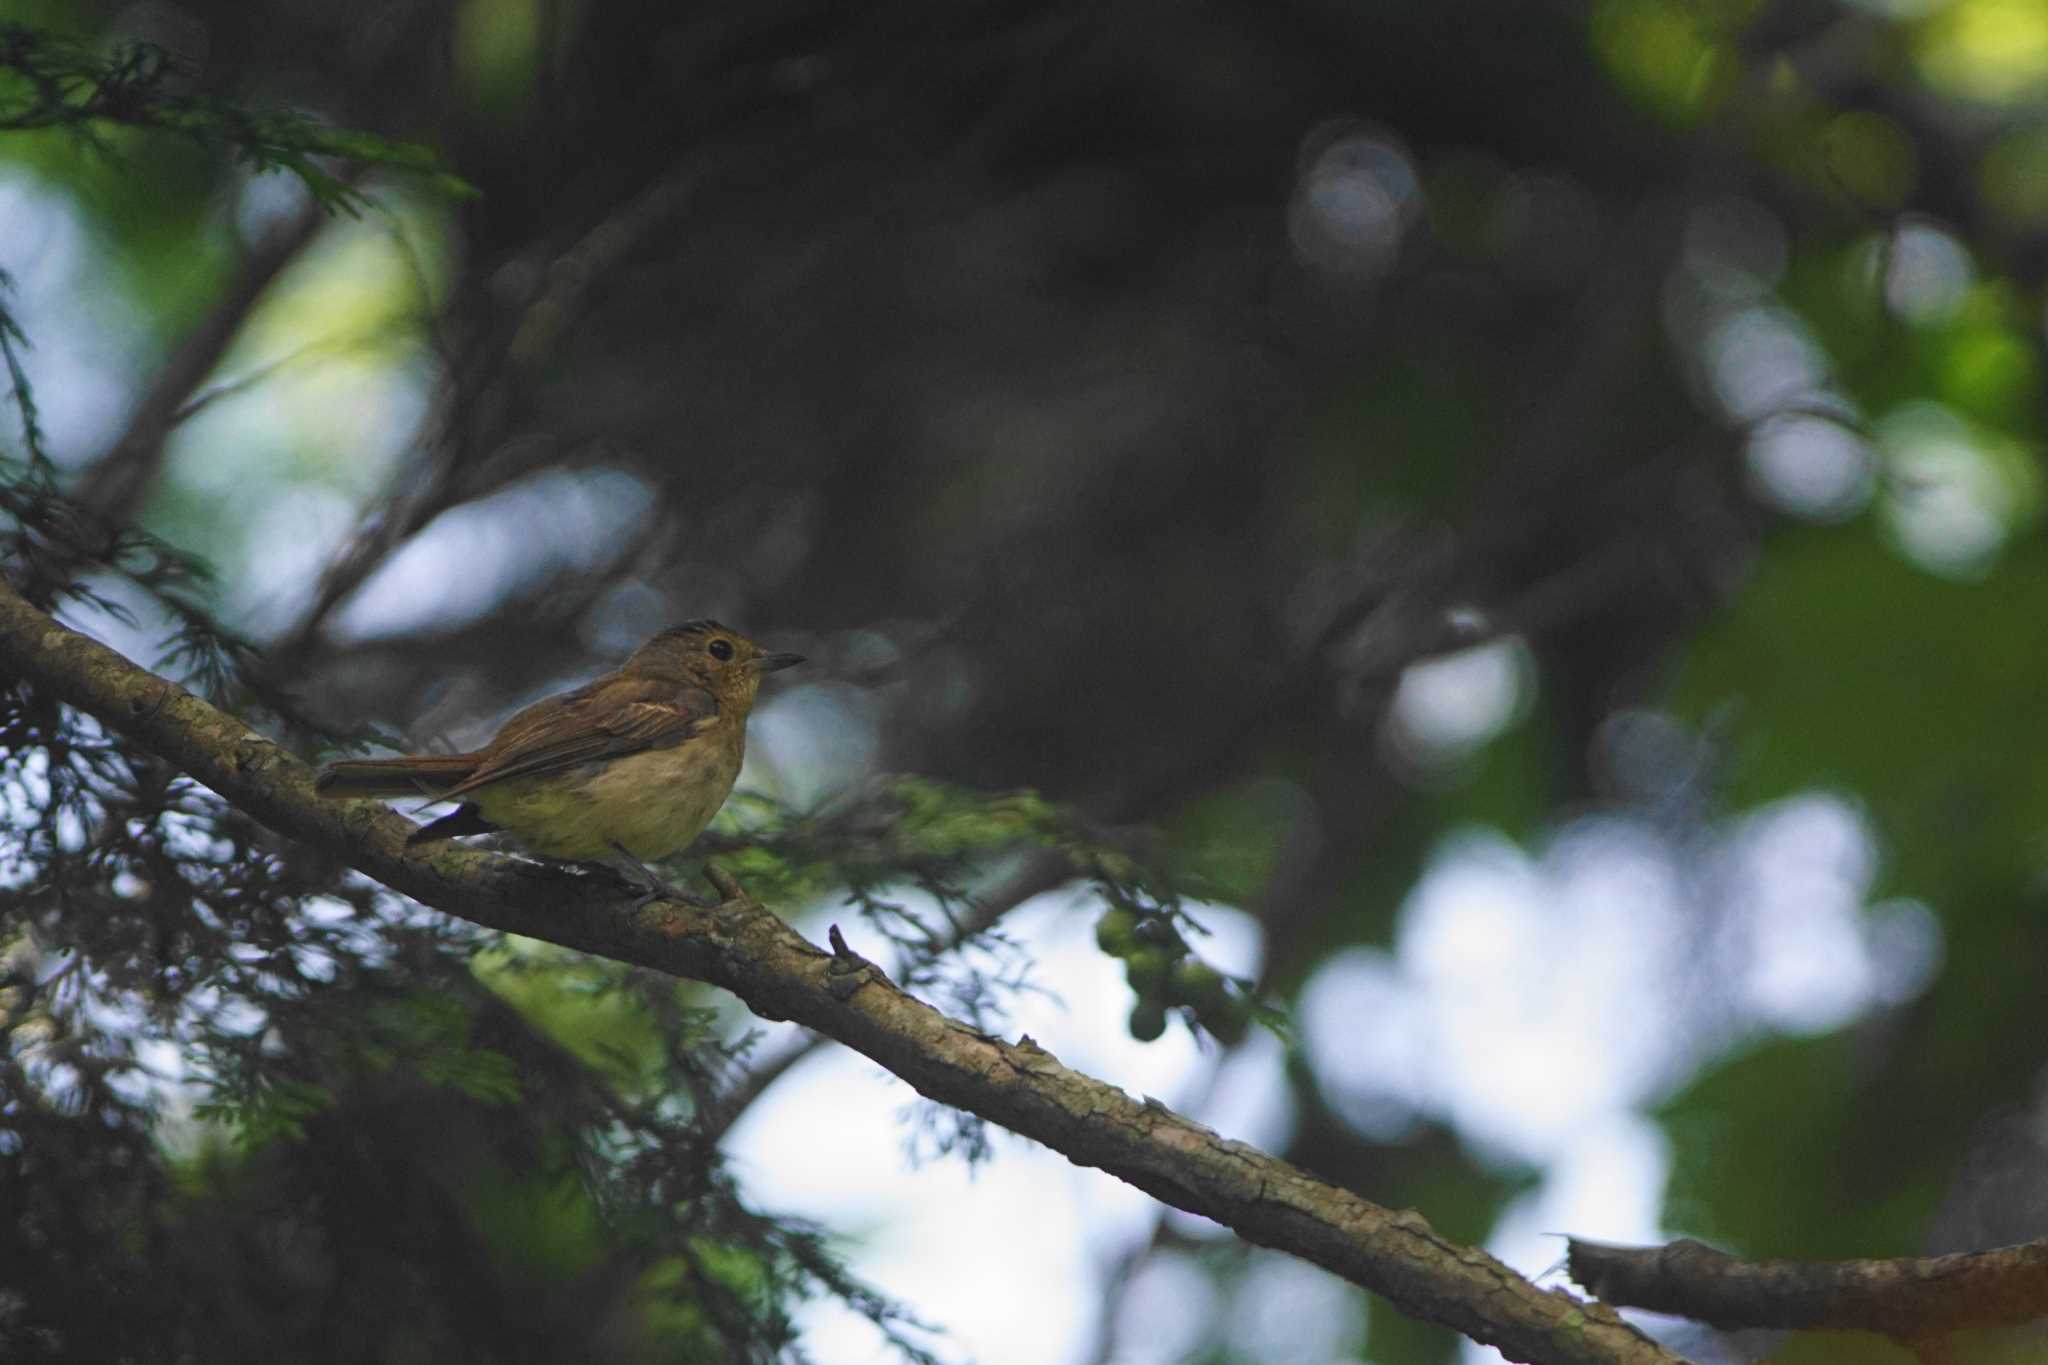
[1917,0,2048,103]
[1288,126,1419,281]
[1745,413,1876,523]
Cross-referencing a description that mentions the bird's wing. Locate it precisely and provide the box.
[440,675,721,797]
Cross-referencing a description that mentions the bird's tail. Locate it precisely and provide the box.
[313,753,478,799]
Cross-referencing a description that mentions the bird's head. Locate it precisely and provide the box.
[625,619,803,711]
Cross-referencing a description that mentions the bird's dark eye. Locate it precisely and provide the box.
[708,639,735,661]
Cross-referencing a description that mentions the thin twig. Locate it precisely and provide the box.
[72,195,329,534]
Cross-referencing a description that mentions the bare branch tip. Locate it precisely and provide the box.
[704,862,745,902]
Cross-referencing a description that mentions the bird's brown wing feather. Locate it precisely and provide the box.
[438,675,720,797]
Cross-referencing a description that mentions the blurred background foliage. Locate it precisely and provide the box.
[4,0,2048,1361]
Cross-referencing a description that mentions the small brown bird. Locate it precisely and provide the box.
[314,620,801,896]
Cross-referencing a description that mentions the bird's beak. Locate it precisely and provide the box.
[753,652,805,673]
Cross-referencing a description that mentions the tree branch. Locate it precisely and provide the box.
[0,574,1684,1365]
[71,196,329,534]
[1566,1236,2048,1340]
[261,160,712,676]
[700,849,1075,1146]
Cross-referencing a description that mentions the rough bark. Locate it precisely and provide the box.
[1568,1236,2048,1339]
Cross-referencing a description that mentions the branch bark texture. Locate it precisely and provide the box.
[1568,1236,2048,1339]
[0,576,1682,1365]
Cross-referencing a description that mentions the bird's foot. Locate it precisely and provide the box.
[607,844,712,909]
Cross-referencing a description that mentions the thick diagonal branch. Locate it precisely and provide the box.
[0,575,1683,1365]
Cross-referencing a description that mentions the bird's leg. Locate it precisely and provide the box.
[605,843,712,909]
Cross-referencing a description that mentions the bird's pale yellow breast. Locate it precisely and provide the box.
[468,721,745,861]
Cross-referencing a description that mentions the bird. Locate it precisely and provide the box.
[314,620,802,900]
